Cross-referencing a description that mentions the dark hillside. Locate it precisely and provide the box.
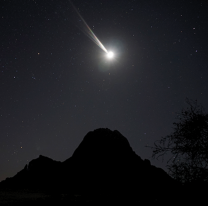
[0,128,179,203]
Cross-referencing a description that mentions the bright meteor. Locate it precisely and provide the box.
[107,51,114,59]
[69,0,109,54]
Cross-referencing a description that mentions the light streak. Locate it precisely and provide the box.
[69,0,108,53]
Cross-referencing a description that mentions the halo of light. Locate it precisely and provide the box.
[107,51,114,59]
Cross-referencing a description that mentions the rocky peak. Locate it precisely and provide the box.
[72,128,133,161]
[27,155,60,171]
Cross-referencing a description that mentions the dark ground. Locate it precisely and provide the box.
[0,190,172,206]
[0,189,192,206]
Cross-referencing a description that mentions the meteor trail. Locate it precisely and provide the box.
[69,0,108,54]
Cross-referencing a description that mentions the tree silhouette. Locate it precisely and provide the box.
[148,98,208,183]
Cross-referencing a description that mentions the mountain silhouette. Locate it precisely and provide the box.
[0,128,178,202]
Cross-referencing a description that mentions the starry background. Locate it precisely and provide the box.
[1,0,208,182]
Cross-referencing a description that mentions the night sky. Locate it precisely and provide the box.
[1,0,208,182]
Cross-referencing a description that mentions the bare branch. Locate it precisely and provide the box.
[147,98,208,183]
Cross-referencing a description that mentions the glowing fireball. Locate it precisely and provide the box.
[106,51,114,59]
